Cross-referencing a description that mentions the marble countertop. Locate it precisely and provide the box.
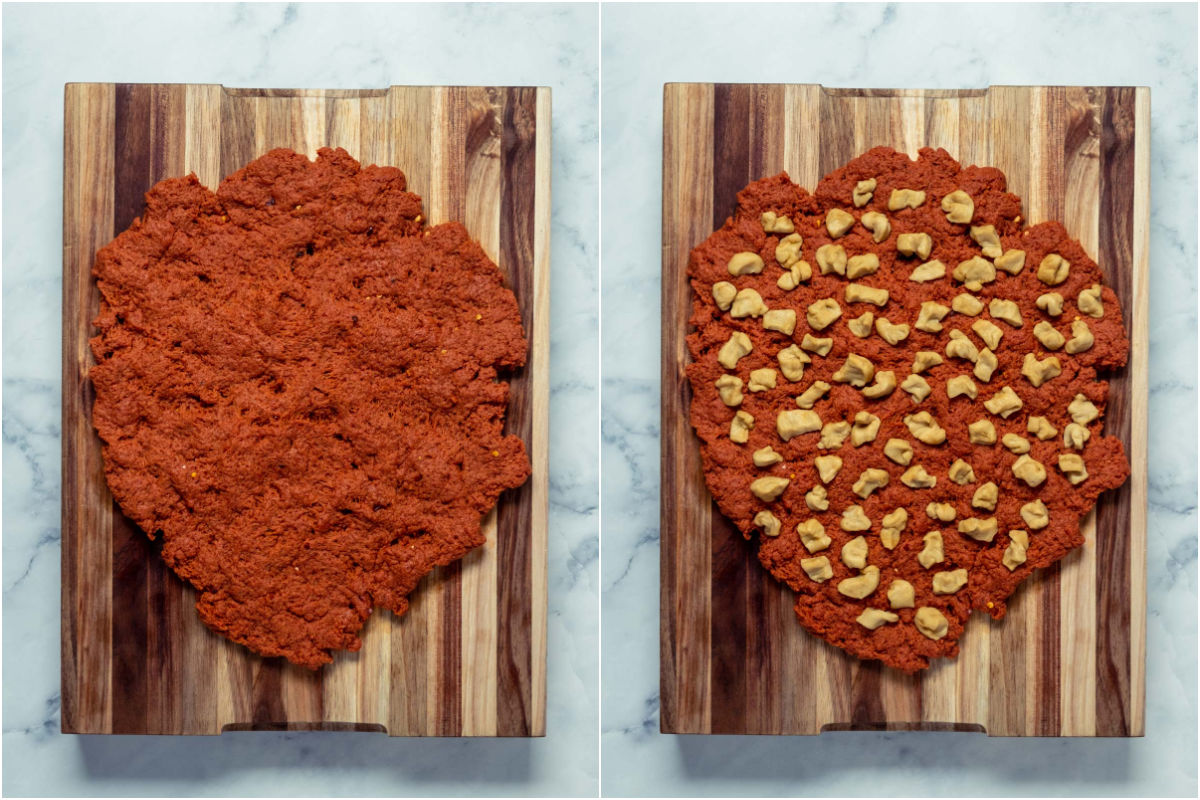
[5,1,1197,796]
[2,2,598,796]
[600,2,1197,797]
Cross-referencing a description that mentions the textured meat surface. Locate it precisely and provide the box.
[91,147,530,668]
[686,147,1129,671]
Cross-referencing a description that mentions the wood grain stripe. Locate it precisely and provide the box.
[211,74,255,724]
[440,177,467,733]
[431,86,467,738]
[707,83,753,734]
[112,83,152,231]
[986,86,1033,736]
[460,85,503,737]
[324,96,362,155]
[989,582,1027,735]
[779,84,823,733]
[62,81,117,728]
[1027,85,1065,737]
[528,86,551,737]
[956,93,986,167]
[818,89,856,177]
[1093,86,1138,736]
[955,93,991,731]
[320,94,367,727]
[711,84,751,231]
[924,96,959,155]
[144,84,188,734]
[109,82,155,735]
[179,83,224,735]
[910,91,963,730]
[220,92,257,187]
[661,83,715,733]
[843,93,900,731]
[496,85,539,737]
[272,91,330,732]
[1127,88,1150,737]
[1059,87,1102,736]
[873,95,932,730]
[813,87,859,731]
[243,101,289,731]
[299,96,325,159]
[850,662,885,728]
[386,86,433,737]
[745,84,784,734]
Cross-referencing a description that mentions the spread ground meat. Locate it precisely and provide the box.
[91,147,530,669]
[686,146,1129,672]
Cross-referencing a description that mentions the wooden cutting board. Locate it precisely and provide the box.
[62,84,549,736]
[660,84,1148,736]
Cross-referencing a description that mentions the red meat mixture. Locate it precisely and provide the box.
[91,147,530,668]
[686,146,1129,671]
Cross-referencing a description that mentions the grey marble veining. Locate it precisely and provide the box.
[600,2,1197,797]
[2,2,598,796]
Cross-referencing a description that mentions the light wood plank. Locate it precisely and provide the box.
[954,94,992,730]
[462,509,500,736]
[925,97,960,155]
[386,85,435,737]
[207,87,259,727]
[459,84,503,737]
[1128,88,1151,737]
[1058,87,1103,736]
[184,85,223,188]
[319,94,366,727]
[529,86,552,737]
[1021,86,1054,736]
[921,657,957,724]
[779,83,824,734]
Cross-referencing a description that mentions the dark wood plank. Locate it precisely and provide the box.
[436,564,463,736]
[108,82,154,735]
[706,83,753,734]
[219,92,258,187]
[850,661,886,726]
[1094,86,1137,737]
[141,83,192,735]
[430,87,469,739]
[817,90,857,178]
[496,85,539,736]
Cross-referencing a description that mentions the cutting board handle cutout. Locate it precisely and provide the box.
[223,86,389,98]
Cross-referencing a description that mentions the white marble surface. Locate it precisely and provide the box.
[601,2,1197,797]
[2,2,598,796]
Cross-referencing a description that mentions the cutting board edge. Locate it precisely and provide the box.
[658,81,1150,738]
[65,82,552,99]
[59,82,550,737]
[663,82,1151,93]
